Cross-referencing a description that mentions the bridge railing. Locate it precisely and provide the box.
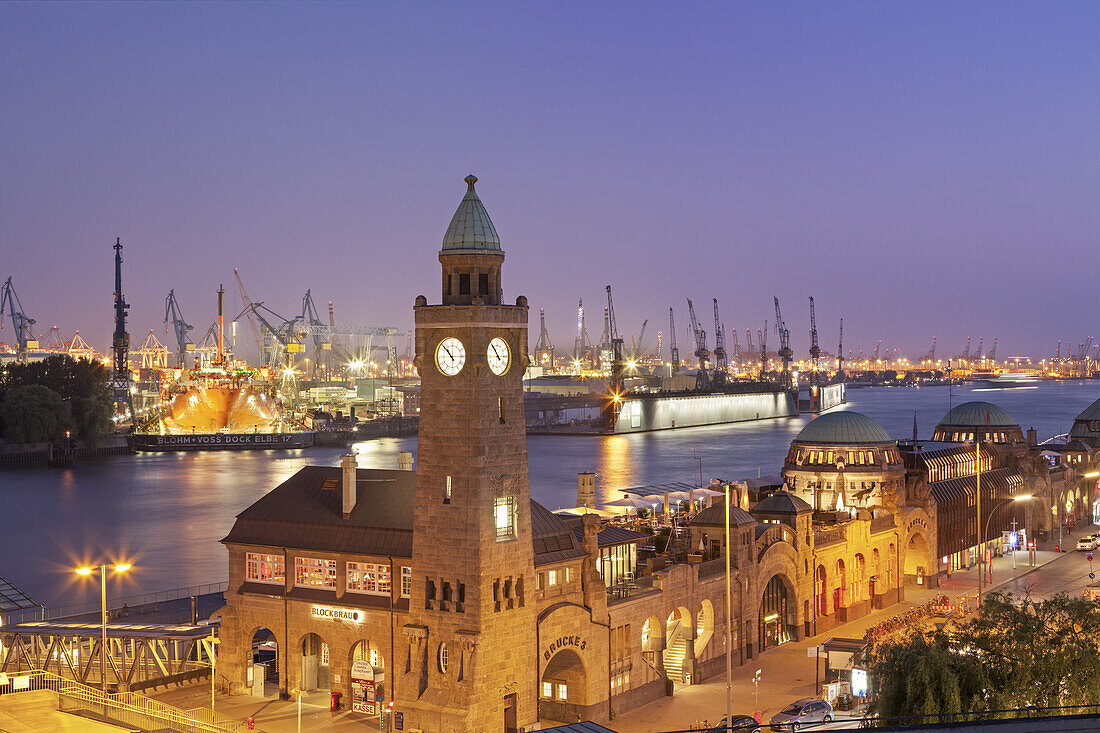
[6,581,230,624]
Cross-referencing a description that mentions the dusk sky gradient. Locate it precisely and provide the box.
[2,2,1097,360]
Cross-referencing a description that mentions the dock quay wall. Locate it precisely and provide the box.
[613,390,796,433]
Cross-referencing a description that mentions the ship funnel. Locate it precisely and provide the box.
[342,452,357,518]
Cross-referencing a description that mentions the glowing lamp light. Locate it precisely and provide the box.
[114,564,132,573]
[75,567,92,576]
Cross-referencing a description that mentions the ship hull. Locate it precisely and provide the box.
[133,432,315,451]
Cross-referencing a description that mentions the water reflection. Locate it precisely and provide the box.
[1,382,1097,609]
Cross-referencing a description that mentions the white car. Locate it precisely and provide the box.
[1076,537,1095,551]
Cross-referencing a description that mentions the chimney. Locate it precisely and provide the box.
[1027,427,1037,447]
[577,472,597,510]
[342,452,357,518]
[398,451,414,471]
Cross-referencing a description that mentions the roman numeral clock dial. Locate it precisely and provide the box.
[435,337,465,376]
[487,337,511,376]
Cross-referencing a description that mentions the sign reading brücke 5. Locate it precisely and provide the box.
[311,605,363,623]
[543,635,587,661]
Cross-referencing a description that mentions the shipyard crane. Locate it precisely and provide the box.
[628,319,648,364]
[110,238,135,423]
[872,338,882,362]
[669,307,680,372]
[746,329,754,357]
[961,336,971,362]
[1055,341,1061,360]
[731,329,742,361]
[922,337,937,364]
[605,286,625,430]
[235,302,297,371]
[773,297,793,389]
[808,296,821,385]
[836,318,845,380]
[0,277,37,354]
[67,331,95,361]
[712,298,727,387]
[1078,338,1094,361]
[534,307,554,367]
[655,330,663,360]
[38,326,66,351]
[759,322,768,378]
[974,337,984,362]
[164,289,194,368]
[233,269,265,365]
[686,298,709,389]
[987,337,997,362]
[573,297,585,365]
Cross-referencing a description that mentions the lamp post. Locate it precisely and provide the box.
[722,481,733,732]
[75,562,132,721]
[976,496,1032,605]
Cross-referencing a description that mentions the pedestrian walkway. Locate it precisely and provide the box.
[610,539,1082,733]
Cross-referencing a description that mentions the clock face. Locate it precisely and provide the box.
[487,337,511,376]
[435,337,466,376]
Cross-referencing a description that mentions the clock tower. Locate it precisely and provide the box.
[402,175,536,733]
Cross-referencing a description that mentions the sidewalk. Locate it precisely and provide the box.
[610,539,1080,733]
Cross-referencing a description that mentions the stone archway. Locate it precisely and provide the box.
[348,640,385,714]
[248,627,278,698]
[539,648,587,724]
[904,532,931,586]
[299,632,329,692]
[664,607,693,683]
[759,574,796,652]
[694,600,714,658]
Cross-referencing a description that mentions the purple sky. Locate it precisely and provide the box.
[2,2,1097,360]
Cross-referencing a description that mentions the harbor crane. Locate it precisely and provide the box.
[605,286,626,432]
[233,269,265,365]
[773,296,793,389]
[110,238,135,422]
[669,307,680,372]
[808,296,821,385]
[686,298,709,389]
[922,336,936,364]
[759,322,768,379]
[987,337,997,362]
[837,318,845,380]
[534,307,554,366]
[712,298,727,387]
[961,336,971,362]
[746,329,754,357]
[0,276,37,354]
[872,338,882,362]
[974,337,984,362]
[164,289,194,368]
[574,297,585,365]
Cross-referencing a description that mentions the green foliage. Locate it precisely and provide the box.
[636,507,651,520]
[0,355,112,445]
[0,385,72,444]
[868,592,1100,724]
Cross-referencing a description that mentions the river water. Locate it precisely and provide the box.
[2,381,1097,609]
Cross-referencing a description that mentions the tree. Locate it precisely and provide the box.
[0,355,112,445]
[868,592,1100,724]
[0,385,71,444]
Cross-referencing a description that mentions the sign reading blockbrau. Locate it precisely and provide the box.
[311,605,363,623]
[543,635,587,661]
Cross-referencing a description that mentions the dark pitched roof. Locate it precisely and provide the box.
[751,490,812,515]
[539,723,619,733]
[567,522,650,548]
[531,501,588,566]
[0,574,39,614]
[224,465,590,564]
[927,467,1024,504]
[692,504,756,527]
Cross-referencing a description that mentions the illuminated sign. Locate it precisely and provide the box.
[851,668,868,696]
[310,605,363,623]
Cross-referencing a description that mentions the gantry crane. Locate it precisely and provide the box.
[605,286,625,431]
[836,318,845,380]
[758,325,767,378]
[164,289,194,368]
[922,336,937,364]
[669,307,680,372]
[773,297,793,389]
[974,337,984,363]
[712,298,727,387]
[534,307,554,366]
[686,298,709,390]
[987,337,997,362]
[808,296,821,386]
[0,277,37,354]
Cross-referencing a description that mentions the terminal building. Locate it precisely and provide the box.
[214,176,1100,732]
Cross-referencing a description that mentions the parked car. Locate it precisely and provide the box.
[769,698,833,730]
[1076,537,1095,551]
[708,715,761,732]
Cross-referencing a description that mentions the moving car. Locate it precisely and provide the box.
[1077,537,1095,551]
[769,698,833,730]
[707,715,761,732]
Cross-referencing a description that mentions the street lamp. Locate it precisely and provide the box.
[720,480,733,732]
[977,496,1031,603]
[75,563,132,721]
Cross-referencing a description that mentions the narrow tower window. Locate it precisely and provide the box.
[494,495,517,541]
[444,475,452,504]
[459,273,471,295]
[478,273,489,295]
[498,397,506,424]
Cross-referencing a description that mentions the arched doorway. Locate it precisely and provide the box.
[300,633,329,691]
[853,554,866,603]
[539,649,587,723]
[834,559,847,613]
[249,627,278,697]
[759,575,795,651]
[816,565,828,615]
[664,607,692,683]
[905,532,930,586]
[349,640,385,714]
[694,600,714,658]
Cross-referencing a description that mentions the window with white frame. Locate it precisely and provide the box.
[494,495,517,541]
[541,681,553,699]
[246,553,285,584]
[294,557,336,588]
[346,562,391,595]
[548,569,558,586]
[556,682,567,701]
[400,566,412,598]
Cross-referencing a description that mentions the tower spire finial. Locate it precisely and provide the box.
[465,174,478,192]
